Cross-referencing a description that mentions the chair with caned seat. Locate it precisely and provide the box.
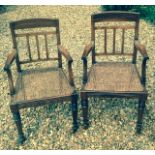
[81,12,149,133]
[4,18,78,144]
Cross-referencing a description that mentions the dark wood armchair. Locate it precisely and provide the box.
[4,19,78,144]
[81,12,149,134]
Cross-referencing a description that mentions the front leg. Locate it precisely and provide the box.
[81,92,89,129]
[10,105,26,144]
[71,93,79,133]
[136,95,147,134]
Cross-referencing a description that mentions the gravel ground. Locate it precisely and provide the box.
[0,6,155,150]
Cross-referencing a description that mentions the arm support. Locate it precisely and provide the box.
[58,45,74,87]
[134,41,149,86]
[4,49,17,71]
[58,45,73,63]
[81,42,94,84]
[81,41,94,60]
[4,49,17,95]
[135,41,149,59]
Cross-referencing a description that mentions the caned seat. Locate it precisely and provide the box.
[11,68,74,106]
[84,62,144,93]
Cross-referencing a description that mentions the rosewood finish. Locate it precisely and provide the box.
[4,18,78,144]
[81,12,149,133]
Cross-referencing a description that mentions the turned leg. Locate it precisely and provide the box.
[71,94,78,133]
[81,93,89,129]
[10,106,26,144]
[136,96,147,134]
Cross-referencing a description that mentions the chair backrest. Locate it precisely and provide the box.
[10,18,62,69]
[91,12,140,63]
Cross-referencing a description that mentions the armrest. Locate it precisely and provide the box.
[4,49,17,71]
[58,45,75,87]
[81,41,94,60]
[3,49,17,95]
[58,45,73,63]
[134,41,149,86]
[81,42,94,84]
[134,41,149,60]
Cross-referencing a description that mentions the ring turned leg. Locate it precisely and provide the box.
[71,94,78,133]
[81,93,89,129]
[10,106,26,144]
[136,96,147,134]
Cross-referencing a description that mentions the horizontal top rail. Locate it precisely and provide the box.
[92,12,140,22]
[10,18,59,30]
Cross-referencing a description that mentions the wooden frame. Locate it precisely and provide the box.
[81,12,149,133]
[4,18,78,144]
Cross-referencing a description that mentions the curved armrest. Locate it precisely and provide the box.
[58,45,73,63]
[81,41,94,60]
[4,49,17,71]
[81,42,94,84]
[134,41,149,86]
[134,41,149,60]
[3,49,17,95]
[58,45,75,87]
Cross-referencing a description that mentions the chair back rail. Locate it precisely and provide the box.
[10,18,62,69]
[91,12,140,63]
